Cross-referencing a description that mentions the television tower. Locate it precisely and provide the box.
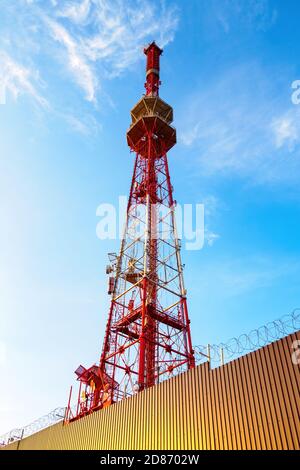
[66,42,195,421]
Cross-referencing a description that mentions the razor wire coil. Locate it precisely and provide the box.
[194,308,300,365]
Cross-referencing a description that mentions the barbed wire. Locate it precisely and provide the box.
[194,308,300,366]
[0,407,66,447]
[1,309,299,447]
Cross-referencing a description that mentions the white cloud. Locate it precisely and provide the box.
[0,1,178,111]
[271,112,300,150]
[58,0,91,24]
[211,0,277,34]
[64,0,179,78]
[46,18,97,103]
[27,0,178,109]
[0,0,179,139]
[203,195,220,217]
[205,229,220,247]
[62,112,102,135]
[203,195,221,247]
[0,50,48,107]
[194,256,300,298]
[179,62,300,186]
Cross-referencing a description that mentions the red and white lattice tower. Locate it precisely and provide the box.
[66,42,195,421]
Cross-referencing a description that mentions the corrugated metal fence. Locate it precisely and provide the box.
[4,331,300,450]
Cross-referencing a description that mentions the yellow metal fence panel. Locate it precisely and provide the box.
[3,331,300,450]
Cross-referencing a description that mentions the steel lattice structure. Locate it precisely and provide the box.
[65,42,195,421]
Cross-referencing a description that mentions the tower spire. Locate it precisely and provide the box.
[144,41,162,96]
[65,43,194,422]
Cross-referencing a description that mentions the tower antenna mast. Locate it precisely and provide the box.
[66,42,195,421]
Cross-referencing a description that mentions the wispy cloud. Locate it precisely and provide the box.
[45,17,97,102]
[0,50,48,107]
[193,255,300,298]
[271,109,300,151]
[35,1,177,101]
[58,0,91,24]
[203,195,221,247]
[205,229,220,247]
[0,0,178,129]
[210,0,277,34]
[179,62,300,186]
[61,112,102,136]
[53,0,178,80]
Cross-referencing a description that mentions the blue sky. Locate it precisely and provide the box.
[1,0,300,434]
